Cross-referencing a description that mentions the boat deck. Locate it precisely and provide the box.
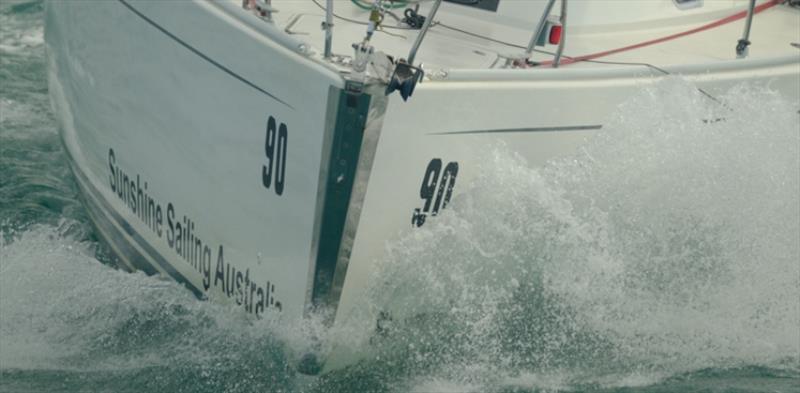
[256,0,799,73]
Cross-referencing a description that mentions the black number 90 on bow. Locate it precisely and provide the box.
[412,158,459,228]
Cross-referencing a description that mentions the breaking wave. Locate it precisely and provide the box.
[334,79,800,392]
[0,225,321,392]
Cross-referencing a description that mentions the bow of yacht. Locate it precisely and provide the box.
[45,0,799,373]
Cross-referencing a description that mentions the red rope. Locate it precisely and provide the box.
[539,0,781,67]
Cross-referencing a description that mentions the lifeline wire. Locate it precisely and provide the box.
[310,0,725,107]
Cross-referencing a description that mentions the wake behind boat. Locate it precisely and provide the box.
[45,0,799,373]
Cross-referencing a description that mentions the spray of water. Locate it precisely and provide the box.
[1,69,797,392]
[339,79,800,391]
[0,225,322,392]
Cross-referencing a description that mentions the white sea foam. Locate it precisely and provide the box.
[350,79,800,391]
[0,98,34,125]
[0,225,301,373]
[0,12,43,55]
[0,226,183,370]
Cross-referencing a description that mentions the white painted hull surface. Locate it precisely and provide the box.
[46,0,346,321]
[46,0,799,372]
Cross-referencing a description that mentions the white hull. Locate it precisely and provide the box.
[46,0,799,372]
[47,0,349,321]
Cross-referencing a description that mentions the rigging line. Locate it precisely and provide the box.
[579,59,727,107]
[310,0,728,108]
[432,22,727,106]
[435,22,525,50]
[435,22,577,58]
[311,0,416,30]
[538,0,781,66]
[311,0,557,55]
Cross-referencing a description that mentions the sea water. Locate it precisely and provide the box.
[1,1,798,392]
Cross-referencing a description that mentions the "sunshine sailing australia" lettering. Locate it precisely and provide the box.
[107,148,281,314]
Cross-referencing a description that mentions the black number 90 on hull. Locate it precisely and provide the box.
[412,158,459,227]
[262,115,288,196]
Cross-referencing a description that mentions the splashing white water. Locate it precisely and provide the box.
[0,1,43,55]
[1,79,797,393]
[354,79,800,391]
[0,226,196,370]
[0,225,320,387]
